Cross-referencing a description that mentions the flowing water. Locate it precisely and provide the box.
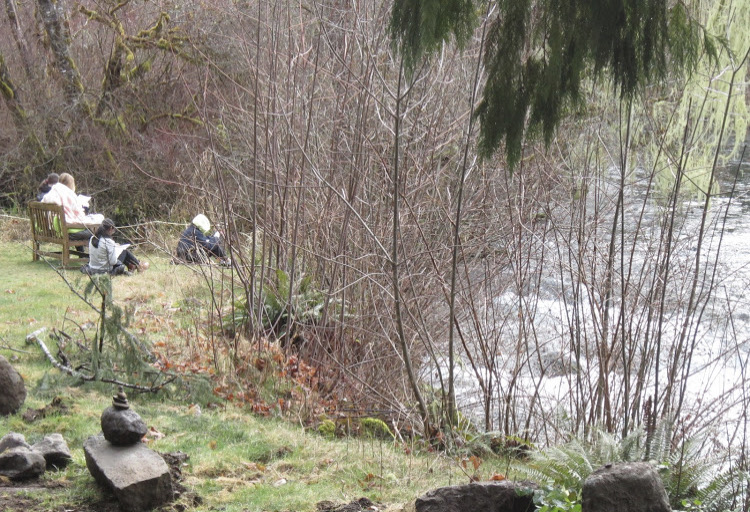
[448,146,750,447]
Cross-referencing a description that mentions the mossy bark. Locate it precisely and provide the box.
[96,40,125,117]
[37,0,90,115]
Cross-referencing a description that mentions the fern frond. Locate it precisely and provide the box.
[509,460,555,485]
[696,468,749,512]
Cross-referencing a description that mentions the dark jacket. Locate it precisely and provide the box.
[176,224,225,262]
[37,184,52,201]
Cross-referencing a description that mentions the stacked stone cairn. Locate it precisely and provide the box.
[84,387,173,512]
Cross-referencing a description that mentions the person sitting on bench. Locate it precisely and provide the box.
[41,173,103,240]
[37,173,59,201]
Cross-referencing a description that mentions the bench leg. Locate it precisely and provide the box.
[62,243,70,267]
[32,240,40,261]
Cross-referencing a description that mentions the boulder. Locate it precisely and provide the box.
[0,355,26,415]
[582,462,671,512]
[84,433,173,512]
[0,446,46,480]
[101,406,147,446]
[416,480,537,512]
[0,432,31,453]
[32,433,72,469]
[538,349,579,377]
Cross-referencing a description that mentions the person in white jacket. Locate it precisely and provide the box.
[41,173,103,240]
[87,219,149,275]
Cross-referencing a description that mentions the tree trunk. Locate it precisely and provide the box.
[0,52,27,127]
[4,0,33,77]
[392,59,430,433]
[37,0,88,113]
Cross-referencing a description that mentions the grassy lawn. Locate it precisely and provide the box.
[0,216,507,512]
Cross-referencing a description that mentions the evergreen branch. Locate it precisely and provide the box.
[42,257,157,363]
[26,329,176,393]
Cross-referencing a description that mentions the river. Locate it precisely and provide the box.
[446,143,750,450]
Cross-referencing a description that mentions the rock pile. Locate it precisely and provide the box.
[84,387,173,512]
[0,432,72,480]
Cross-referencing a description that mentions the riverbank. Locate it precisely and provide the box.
[0,227,507,511]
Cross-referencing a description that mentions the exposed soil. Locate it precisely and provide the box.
[0,478,119,512]
[317,497,377,512]
[22,396,69,423]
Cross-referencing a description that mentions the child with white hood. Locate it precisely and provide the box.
[175,214,230,266]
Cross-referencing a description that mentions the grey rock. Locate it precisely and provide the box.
[0,355,26,415]
[538,349,580,377]
[101,406,147,446]
[0,432,31,453]
[0,446,46,480]
[31,433,72,469]
[416,480,537,512]
[582,462,671,512]
[84,433,173,512]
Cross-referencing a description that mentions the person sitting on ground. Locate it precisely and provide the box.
[37,173,59,201]
[41,173,103,241]
[176,214,230,266]
[85,219,149,275]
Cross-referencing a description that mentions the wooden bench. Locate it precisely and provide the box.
[28,201,96,267]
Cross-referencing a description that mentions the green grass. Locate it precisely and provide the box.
[0,227,510,512]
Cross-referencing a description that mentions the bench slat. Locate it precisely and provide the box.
[28,201,92,268]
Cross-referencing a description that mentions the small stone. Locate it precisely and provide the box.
[0,355,26,416]
[0,432,30,454]
[0,446,46,480]
[101,406,148,446]
[31,433,72,469]
[113,386,130,410]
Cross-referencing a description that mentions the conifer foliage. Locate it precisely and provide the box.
[390,0,720,169]
[389,0,477,74]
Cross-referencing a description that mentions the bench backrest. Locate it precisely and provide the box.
[28,201,67,242]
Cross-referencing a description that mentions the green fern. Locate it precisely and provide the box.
[691,468,749,512]
[511,421,748,512]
